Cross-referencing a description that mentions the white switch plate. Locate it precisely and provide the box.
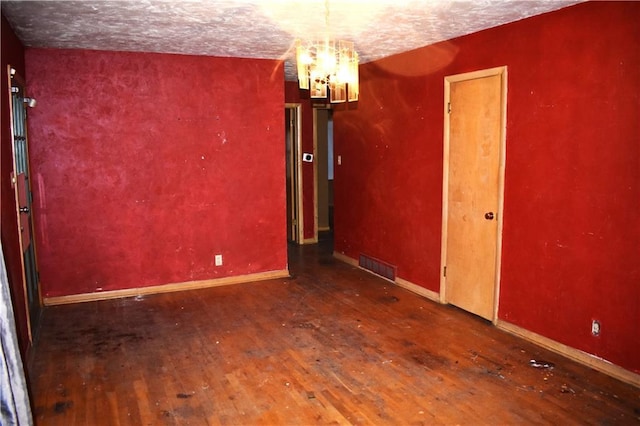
[215,254,223,266]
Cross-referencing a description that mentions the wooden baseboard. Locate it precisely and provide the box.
[334,251,638,387]
[333,251,358,267]
[302,237,319,245]
[333,252,440,303]
[395,277,441,303]
[497,320,640,388]
[43,269,290,306]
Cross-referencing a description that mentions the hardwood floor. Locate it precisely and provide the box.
[29,234,639,425]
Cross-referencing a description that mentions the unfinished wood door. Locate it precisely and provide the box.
[442,67,506,321]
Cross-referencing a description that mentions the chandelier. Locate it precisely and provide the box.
[295,1,359,103]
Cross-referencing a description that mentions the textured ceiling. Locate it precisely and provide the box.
[1,0,583,80]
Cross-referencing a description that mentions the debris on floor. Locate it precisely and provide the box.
[529,359,555,369]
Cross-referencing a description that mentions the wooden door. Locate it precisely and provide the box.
[441,67,506,321]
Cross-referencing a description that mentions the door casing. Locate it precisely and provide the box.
[7,65,42,341]
[440,66,508,324]
[285,103,304,244]
[315,108,331,233]
[305,105,332,244]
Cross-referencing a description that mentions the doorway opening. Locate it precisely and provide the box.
[314,107,334,246]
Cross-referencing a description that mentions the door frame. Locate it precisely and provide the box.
[305,105,332,244]
[7,64,42,341]
[439,66,508,324]
[313,107,332,234]
[285,103,304,244]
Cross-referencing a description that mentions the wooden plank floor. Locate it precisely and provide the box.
[29,234,639,425]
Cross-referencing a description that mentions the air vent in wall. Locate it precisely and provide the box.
[359,254,396,281]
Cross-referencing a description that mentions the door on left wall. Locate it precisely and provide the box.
[8,66,41,341]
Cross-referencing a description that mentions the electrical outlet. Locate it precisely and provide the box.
[215,254,223,266]
[591,319,601,336]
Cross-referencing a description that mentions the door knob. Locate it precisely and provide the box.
[484,212,494,220]
[19,206,29,214]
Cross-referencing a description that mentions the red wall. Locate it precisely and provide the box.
[284,81,316,241]
[25,49,287,297]
[1,14,31,357]
[333,2,639,373]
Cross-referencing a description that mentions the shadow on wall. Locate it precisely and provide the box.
[372,41,460,78]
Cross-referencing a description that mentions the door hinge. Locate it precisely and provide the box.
[447,102,451,114]
[443,266,447,277]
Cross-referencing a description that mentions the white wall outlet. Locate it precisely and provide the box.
[591,319,601,336]
[215,254,223,266]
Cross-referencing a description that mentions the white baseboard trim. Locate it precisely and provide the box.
[43,269,290,306]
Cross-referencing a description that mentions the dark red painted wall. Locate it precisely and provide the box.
[25,49,287,297]
[284,81,315,241]
[333,2,639,373]
[1,14,31,357]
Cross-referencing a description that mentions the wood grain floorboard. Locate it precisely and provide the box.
[29,234,639,425]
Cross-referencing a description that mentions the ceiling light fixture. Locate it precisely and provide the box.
[295,0,359,103]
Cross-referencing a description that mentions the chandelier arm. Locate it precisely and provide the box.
[325,0,330,34]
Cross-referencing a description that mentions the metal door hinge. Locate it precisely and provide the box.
[443,266,447,277]
[447,102,451,114]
